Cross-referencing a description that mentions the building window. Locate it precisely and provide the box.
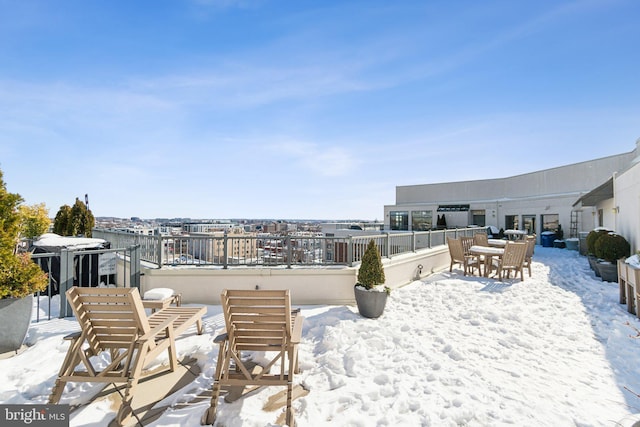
[598,209,604,227]
[390,211,409,230]
[471,210,485,227]
[522,215,536,235]
[411,211,432,231]
[505,215,519,230]
[542,214,559,233]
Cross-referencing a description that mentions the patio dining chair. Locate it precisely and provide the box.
[495,241,528,281]
[447,237,481,276]
[460,236,475,256]
[203,289,304,426]
[49,286,206,426]
[522,236,536,277]
[473,233,489,246]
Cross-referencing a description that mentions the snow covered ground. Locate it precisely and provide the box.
[2,246,640,426]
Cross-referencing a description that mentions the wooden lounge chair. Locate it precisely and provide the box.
[495,241,528,281]
[203,289,304,426]
[49,287,206,426]
[447,237,480,276]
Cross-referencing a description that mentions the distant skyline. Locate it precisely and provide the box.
[1,0,639,220]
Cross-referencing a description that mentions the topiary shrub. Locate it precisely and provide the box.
[594,232,630,262]
[356,240,386,291]
[586,229,610,256]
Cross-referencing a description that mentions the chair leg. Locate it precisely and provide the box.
[116,342,150,426]
[285,381,295,427]
[49,334,84,404]
[48,379,66,405]
[203,340,227,425]
[202,380,221,425]
[115,378,137,426]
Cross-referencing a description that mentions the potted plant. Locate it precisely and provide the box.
[585,229,610,274]
[594,232,630,282]
[0,170,48,354]
[354,240,389,318]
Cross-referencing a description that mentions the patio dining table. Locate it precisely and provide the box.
[504,229,527,240]
[487,239,507,248]
[469,245,505,277]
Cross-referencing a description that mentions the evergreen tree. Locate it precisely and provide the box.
[0,169,48,298]
[356,240,386,290]
[53,205,72,235]
[53,198,94,237]
[0,171,22,253]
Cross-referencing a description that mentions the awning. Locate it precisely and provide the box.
[437,204,470,212]
[572,177,613,207]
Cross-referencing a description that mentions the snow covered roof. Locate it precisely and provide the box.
[32,233,108,251]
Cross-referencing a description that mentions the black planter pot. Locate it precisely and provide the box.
[354,285,388,319]
[0,294,33,354]
[597,262,618,283]
[587,255,600,276]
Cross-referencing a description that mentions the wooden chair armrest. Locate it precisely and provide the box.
[138,314,179,343]
[213,332,228,344]
[63,331,82,340]
[290,315,305,344]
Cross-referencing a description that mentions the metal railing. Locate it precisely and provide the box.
[31,245,141,320]
[93,227,482,268]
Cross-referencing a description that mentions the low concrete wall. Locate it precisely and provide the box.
[139,245,451,306]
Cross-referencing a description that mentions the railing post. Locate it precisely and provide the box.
[130,245,140,290]
[385,232,391,259]
[347,236,354,267]
[59,249,74,318]
[428,230,431,249]
[412,231,416,252]
[156,234,163,267]
[223,233,228,269]
[286,236,292,269]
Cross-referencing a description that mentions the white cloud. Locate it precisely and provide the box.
[269,140,358,177]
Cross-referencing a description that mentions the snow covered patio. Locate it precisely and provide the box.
[2,246,640,426]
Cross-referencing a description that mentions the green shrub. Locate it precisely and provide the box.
[356,240,386,290]
[0,169,48,299]
[0,252,48,299]
[594,232,630,262]
[586,229,610,255]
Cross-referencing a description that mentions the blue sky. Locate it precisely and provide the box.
[1,0,638,221]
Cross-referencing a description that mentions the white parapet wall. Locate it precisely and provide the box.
[137,245,451,306]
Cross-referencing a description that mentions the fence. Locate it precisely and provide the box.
[31,245,141,320]
[93,227,482,268]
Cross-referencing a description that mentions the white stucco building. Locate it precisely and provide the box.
[384,139,640,251]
